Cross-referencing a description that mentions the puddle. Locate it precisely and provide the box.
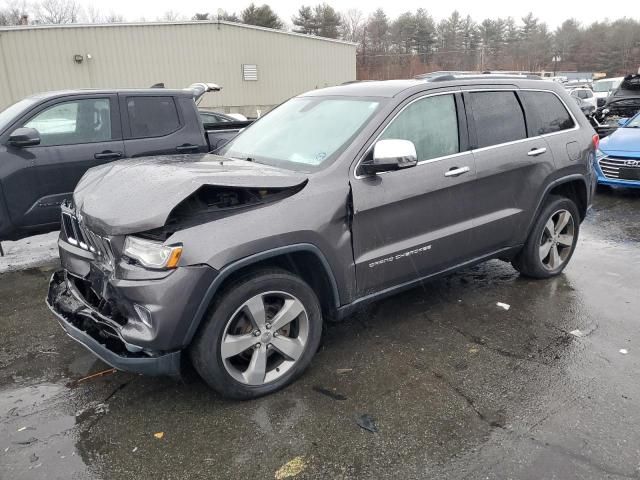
[0,382,91,480]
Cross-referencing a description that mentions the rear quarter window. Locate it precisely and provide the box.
[126,96,181,138]
[469,91,527,148]
[519,91,575,136]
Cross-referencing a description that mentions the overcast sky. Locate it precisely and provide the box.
[78,0,636,29]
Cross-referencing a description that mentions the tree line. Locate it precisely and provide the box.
[2,1,639,77]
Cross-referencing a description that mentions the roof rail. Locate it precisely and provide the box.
[429,73,542,82]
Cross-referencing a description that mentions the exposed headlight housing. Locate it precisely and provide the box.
[123,237,183,270]
[595,148,606,161]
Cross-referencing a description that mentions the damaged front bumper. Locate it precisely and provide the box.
[47,270,183,376]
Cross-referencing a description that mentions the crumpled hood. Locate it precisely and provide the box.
[74,154,308,235]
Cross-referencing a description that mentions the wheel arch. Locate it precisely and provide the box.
[527,175,589,237]
[182,244,340,346]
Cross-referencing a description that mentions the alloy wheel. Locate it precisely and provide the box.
[220,291,309,386]
[539,209,575,270]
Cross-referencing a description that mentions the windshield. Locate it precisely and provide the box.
[625,113,640,128]
[219,97,381,171]
[594,81,614,93]
[0,98,38,133]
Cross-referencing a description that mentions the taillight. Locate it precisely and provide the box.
[592,134,599,150]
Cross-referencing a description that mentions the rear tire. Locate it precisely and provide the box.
[190,268,322,400]
[512,196,580,279]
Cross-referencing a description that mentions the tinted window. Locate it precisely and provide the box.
[24,98,111,146]
[380,94,459,161]
[519,91,575,136]
[470,92,526,148]
[127,96,180,138]
[200,112,231,124]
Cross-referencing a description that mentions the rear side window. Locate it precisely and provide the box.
[126,96,180,138]
[519,91,575,136]
[380,94,459,161]
[469,92,526,148]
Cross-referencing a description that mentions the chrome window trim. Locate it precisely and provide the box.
[516,88,580,138]
[353,87,580,180]
[354,91,462,179]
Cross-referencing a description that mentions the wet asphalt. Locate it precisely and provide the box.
[1,189,639,480]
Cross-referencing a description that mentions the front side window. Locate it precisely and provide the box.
[24,98,111,146]
[519,91,575,136]
[380,94,459,161]
[220,97,381,171]
[470,92,527,148]
[127,96,180,138]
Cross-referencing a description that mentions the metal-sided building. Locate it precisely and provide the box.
[0,21,357,115]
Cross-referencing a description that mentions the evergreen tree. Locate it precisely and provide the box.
[292,6,316,35]
[241,3,283,30]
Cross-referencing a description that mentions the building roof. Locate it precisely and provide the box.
[0,20,357,47]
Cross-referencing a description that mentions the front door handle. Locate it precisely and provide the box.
[444,166,470,177]
[94,151,123,160]
[176,144,200,153]
[527,147,547,157]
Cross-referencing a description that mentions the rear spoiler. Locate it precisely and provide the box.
[148,82,222,103]
[186,83,222,103]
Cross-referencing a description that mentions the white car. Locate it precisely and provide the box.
[568,87,597,109]
[593,77,624,107]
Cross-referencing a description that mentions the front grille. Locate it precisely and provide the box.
[598,156,640,180]
[61,209,115,267]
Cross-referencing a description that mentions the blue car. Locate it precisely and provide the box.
[595,112,640,188]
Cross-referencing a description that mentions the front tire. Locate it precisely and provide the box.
[512,196,580,279]
[190,268,322,399]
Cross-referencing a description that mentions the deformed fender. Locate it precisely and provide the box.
[181,243,340,346]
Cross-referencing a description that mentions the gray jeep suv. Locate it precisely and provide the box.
[48,77,597,399]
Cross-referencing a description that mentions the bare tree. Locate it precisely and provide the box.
[340,8,364,44]
[0,0,30,25]
[104,12,123,23]
[84,5,101,22]
[160,10,182,22]
[35,0,80,24]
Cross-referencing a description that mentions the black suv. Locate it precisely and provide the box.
[0,84,249,242]
[48,76,597,399]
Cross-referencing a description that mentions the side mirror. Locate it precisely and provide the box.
[618,118,629,127]
[360,139,418,175]
[8,127,40,147]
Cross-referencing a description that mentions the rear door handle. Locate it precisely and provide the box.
[176,144,200,153]
[527,147,547,157]
[94,151,123,160]
[444,166,470,177]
